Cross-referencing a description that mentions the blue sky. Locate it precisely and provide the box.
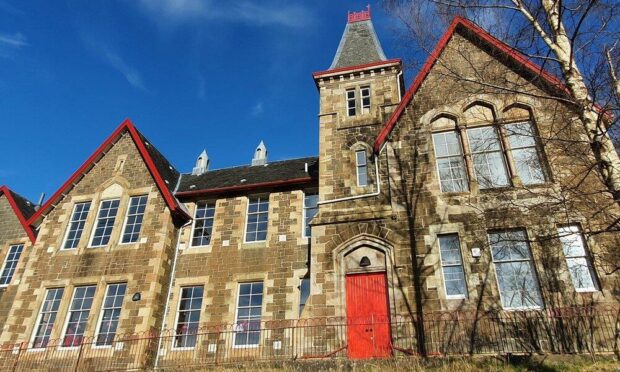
[0,0,408,202]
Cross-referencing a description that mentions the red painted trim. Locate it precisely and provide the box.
[175,177,314,198]
[373,16,581,153]
[28,118,190,227]
[313,58,402,79]
[0,186,36,243]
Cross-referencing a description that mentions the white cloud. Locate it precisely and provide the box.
[251,102,264,116]
[102,50,149,92]
[0,32,27,48]
[135,0,312,28]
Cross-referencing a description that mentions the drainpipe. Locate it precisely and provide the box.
[317,144,385,205]
[154,218,192,368]
[396,70,403,101]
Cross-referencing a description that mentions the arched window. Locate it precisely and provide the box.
[431,115,468,192]
[355,149,368,186]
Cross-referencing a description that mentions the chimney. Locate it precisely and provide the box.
[192,149,210,175]
[251,141,268,166]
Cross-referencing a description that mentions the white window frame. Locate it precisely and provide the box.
[360,86,371,114]
[467,126,511,189]
[505,121,546,185]
[171,285,204,350]
[61,201,92,250]
[88,199,121,248]
[355,150,368,187]
[432,131,469,193]
[558,225,599,293]
[0,244,24,287]
[489,230,543,311]
[29,287,65,350]
[59,285,97,349]
[120,195,148,245]
[93,283,127,348]
[233,282,263,348]
[302,192,318,238]
[346,89,357,117]
[437,234,468,299]
[244,196,269,243]
[190,202,216,247]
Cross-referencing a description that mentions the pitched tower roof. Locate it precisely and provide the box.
[329,6,387,70]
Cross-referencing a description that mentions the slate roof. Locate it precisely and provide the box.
[176,156,319,194]
[330,20,387,69]
[8,189,36,220]
[137,131,180,194]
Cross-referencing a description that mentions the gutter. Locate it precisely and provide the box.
[154,218,192,368]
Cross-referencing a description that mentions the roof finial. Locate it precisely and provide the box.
[348,5,371,23]
[192,149,210,175]
[252,140,268,166]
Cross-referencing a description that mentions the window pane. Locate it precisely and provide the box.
[121,196,148,244]
[558,225,598,291]
[506,122,536,148]
[303,194,318,237]
[468,127,510,189]
[356,150,368,187]
[90,199,120,247]
[299,278,310,316]
[489,230,542,309]
[0,244,24,285]
[513,148,545,185]
[191,202,216,246]
[245,197,269,242]
[32,288,65,348]
[433,132,468,192]
[235,282,263,346]
[62,286,96,347]
[96,283,126,346]
[63,202,92,249]
[438,235,467,298]
[174,286,203,348]
[347,89,356,116]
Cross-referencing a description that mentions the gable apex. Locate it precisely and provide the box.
[28,119,191,227]
[0,186,36,243]
[373,16,574,153]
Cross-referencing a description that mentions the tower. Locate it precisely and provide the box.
[313,6,403,205]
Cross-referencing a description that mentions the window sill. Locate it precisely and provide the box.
[171,346,196,352]
[232,344,260,349]
[445,295,467,300]
[184,245,213,254]
[501,306,543,312]
[575,288,599,294]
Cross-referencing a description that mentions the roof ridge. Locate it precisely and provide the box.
[180,155,319,175]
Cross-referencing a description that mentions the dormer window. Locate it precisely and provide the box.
[360,86,371,114]
[356,150,368,186]
[346,89,356,116]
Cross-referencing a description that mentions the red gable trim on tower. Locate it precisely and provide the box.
[313,58,402,79]
[348,5,371,24]
[28,119,190,227]
[0,186,36,243]
[373,16,573,153]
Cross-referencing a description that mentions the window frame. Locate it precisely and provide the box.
[505,121,547,185]
[29,287,65,350]
[120,195,148,245]
[431,130,469,193]
[558,225,599,293]
[488,229,544,311]
[172,285,204,350]
[0,243,24,287]
[346,88,357,117]
[466,125,511,189]
[190,201,216,248]
[93,283,127,348]
[61,201,92,250]
[88,199,121,248]
[244,196,269,244]
[355,150,368,187]
[302,192,318,238]
[233,281,264,348]
[437,234,468,300]
[360,86,371,114]
[59,285,97,349]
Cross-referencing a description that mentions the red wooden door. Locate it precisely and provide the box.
[346,272,392,359]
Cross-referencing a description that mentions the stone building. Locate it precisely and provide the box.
[0,8,618,366]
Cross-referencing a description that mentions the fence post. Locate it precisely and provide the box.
[11,342,24,372]
[74,341,85,372]
[290,322,295,360]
